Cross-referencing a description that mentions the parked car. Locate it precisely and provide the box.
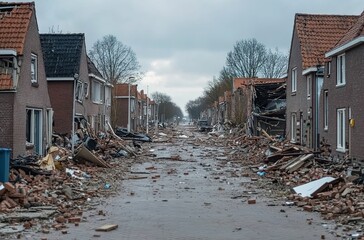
[197,120,213,132]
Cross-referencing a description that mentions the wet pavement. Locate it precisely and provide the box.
[25,126,340,240]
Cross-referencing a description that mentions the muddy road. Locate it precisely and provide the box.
[25,125,339,240]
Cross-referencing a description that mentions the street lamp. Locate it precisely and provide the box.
[72,73,79,157]
[128,76,135,132]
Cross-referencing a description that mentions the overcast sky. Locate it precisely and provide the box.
[18,0,364,114]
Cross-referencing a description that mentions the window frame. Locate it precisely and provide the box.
[336,54,346,86]
[323,90,328,130]
[307,75,311,99]
[92,80,104,104]
[291,67,297,93]
[336,108,346,152]
[291,113,297,143]
[31,53,38,83]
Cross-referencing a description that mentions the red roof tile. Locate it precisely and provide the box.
[334,11,364,48]
[0,2,33,55]
[0,74,12,90]
[295,14,358,69]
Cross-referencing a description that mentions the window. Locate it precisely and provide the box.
[0,57,14,75]
[337,108,346,152]
[336,54,345,86]
[291,67,297,93]
[92,80,104,104]
[327,61,331,77]
[83,82,89,98]
[31,54,37,83]
[324,90,328,130]
[26,108,42,155]
[105,86,111,106]
[291,113,297,142]
[307,76,311,99]
[75,81,83,102]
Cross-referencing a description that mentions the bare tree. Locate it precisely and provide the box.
[261,48,288,78]
[226,38,267,78]
[89,35,142,127]
[89,35,142,84]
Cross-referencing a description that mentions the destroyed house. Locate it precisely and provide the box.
[287,13,358,150]
[0,2,53,157]
[322,11,364,160]
[233,78,286,137]
[40,33,106,135]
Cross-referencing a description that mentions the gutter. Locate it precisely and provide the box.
[326,36,364,57]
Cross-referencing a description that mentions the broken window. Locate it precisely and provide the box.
[0,56,14,75]
[75,81,83,102]
[31,54,37,83]
[83,82,89,98]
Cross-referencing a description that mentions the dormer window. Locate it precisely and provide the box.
[31,53,37,83]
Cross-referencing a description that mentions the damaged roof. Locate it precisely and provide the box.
[293,13,358,69]
[233,78,286,91]
[40,34,84,78]
[0,2,33,55]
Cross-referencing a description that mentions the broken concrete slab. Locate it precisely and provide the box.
[293,177,337,198]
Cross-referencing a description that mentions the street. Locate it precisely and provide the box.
[25,125,338,240]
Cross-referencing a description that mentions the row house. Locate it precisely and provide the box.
[114,83,157,132]
[0,2,52,157]
[287,13,359,153]
[40,34,112,137]
[114,83,138,131]
[322,11,364,160]
[232,78,286,136]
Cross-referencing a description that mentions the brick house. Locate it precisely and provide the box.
[286,14,358,149]
[0,2,53,157]
[40,34,110,136]
[114,83,138,131]
[321,11,364,159]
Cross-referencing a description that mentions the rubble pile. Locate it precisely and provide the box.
[212,130,364,230]
[0,129,142,234]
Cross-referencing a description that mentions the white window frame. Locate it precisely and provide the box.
[307,75,311,99]
[26,108,43,155]
[291,113,297,142]
[83,82,89,98]
[75,80,84,103]
[336,108,346,152]
[323,90,328,130]
[105,86,111,106]
[291,67,297,93]
[336,54,346,86]
[92,80,104,104]
[31,53,38,83]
